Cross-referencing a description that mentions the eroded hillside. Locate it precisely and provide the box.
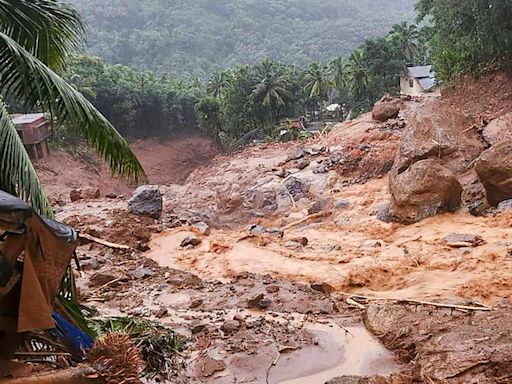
[36,73,512,383]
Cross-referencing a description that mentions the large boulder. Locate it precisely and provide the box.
[394,100,484,175]
[482,113,512,146]
[128,185,163,218]
[475,141,512,206]
[389,159,462,224]
[372,97,401,122]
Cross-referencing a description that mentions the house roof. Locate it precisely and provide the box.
[406,65,437,91]
[11,113,45,126]
[418,77,437,91]
[407,65,433,79]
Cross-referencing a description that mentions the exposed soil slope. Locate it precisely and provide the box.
[35,137,217,203]
[30,73,512,383]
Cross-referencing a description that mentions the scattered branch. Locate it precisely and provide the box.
[80,233,132,250]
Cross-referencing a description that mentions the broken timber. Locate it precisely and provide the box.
[80,233,132,250]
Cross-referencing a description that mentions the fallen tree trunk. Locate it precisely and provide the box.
[0,368,105,384]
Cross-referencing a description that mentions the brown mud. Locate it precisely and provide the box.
[35,75,512,383]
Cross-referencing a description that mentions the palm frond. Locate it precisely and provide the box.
[0,0,84,69]
[0,99,53,216]
[0,32,146,183]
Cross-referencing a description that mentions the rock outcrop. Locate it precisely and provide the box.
[482,112,512,146]
[389,160,462,223]
[388,100,486,223]
[475,141,512,206]
[128,185,163,218]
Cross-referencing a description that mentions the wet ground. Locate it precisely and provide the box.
[46,94,512,382]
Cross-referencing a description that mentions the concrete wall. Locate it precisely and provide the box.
[400,76,440,97]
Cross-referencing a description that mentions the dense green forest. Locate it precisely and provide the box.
[61,0,512,151]
[64,19,425,143]
[67,0,416,77]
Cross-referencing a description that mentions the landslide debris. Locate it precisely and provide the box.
[36,72,512,383]
[389,159,462,224]
[364,303,512,383]
[475,141,512,206]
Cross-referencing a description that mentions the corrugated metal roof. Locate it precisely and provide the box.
[418,77,437,91]
[11,113,45,125]
[407,65,433,79]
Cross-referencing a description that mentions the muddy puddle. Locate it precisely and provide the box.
[270,323,401,384]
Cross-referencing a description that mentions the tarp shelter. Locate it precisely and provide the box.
[0,190,78,357]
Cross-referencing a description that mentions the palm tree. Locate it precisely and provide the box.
[345,49,369,95]
[304,62,329,100]
[388,22,421,64]
[207,71,231,99]
[303,62,329,120]
[327,57,347,118]
[0,0,145,216]
[251,58,290,123]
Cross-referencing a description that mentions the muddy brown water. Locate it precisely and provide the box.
[271,323,401,384]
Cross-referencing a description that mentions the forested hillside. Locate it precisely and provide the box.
[67,0,415,77]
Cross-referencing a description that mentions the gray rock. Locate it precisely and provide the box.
[443,233,484,247]
[469,200,487,216]
[296,158,310,170]
[286,146,308,161]
[180,235,202,247]
[130,266,156,279]
[311,282,334,295]
[247,224,284,238]
[309,144,327,154]
[285,241,303,249]
[312,163,328,174]
[334,199,350,210]
[497,199,512,213]
[308,198,331,214]
[247,293,272,309]
[275,168,290,178]
[362,240,383,248]
[283,176,310,201]
[326,377,370,384]
[128,185,163,219]
[192,221,210,235]
[376,203,392,223]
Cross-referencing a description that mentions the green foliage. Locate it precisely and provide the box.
[417,0,512,81]
[0,0,145,217]
[63,54,203,138]
[68,0,416,78]
[192,20,426,150]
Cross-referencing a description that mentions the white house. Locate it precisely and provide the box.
[400,65,440,97]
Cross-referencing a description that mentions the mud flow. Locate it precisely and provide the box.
[31,75,512,383]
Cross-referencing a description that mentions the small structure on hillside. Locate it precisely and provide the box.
[11,113,52,159]
[400,65,440,97]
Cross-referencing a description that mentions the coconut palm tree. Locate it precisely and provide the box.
[327,57,347,118]
[304,62,329,100]
[251,58,290,123]
[207,70,232,99]
[345,49,370,97]
[388,22,421,64]
[0,0,145,217]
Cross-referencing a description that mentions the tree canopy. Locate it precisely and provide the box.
[67,0,416,78]
[416,0,512,81]
[0,0,145,216]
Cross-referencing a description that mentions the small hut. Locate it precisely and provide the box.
[11,113,52,159]
[400,65,440,97]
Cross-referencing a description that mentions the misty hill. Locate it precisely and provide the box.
[68,0,416,77]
